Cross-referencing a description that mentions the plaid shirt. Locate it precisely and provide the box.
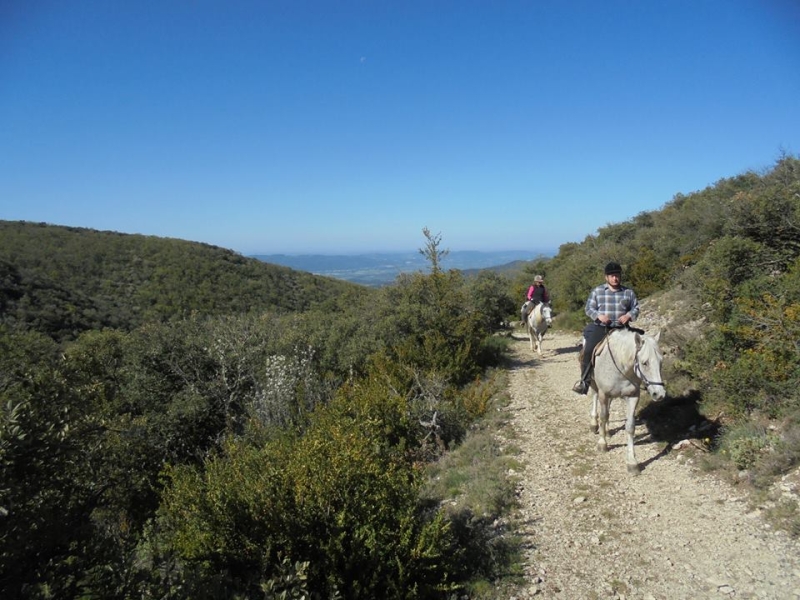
[585,283,639,324]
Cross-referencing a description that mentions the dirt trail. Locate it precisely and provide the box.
[504,329,800,599]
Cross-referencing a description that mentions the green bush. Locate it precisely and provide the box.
[153,376,462,599]
[467,270,516,330]
[381,269,494,386]
[719,423,774,470]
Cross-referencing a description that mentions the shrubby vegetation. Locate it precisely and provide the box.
[0,227,515,598]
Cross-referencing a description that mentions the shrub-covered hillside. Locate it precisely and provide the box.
[0,221,364,341]
[515,155,800,488]
[0,227,520,599]
[518,155,798,316]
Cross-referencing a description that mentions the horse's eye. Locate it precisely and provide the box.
[642,361,649,367]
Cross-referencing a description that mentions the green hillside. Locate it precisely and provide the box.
[0,221,366,341]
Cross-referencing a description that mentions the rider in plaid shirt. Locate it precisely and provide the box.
[573,261,640,395]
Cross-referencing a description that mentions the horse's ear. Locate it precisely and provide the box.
[653,329,662,342]
[634,332,642,350]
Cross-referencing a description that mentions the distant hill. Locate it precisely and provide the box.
[0,221,365,342]
[460,259,536,279]
[252,250,552,286]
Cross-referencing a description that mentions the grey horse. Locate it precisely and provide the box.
[526,302,553,356]
[587,328,665,474]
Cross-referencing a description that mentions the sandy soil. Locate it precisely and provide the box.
[503,327,800,599]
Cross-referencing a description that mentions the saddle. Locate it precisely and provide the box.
[590,335,612,365]
[579,324,645,366]
[579,334,612,366]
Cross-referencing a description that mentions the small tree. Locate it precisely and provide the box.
[419,227,449,275]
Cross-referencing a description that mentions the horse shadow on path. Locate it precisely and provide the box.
[629,390,720,471]
[505,333,561,369]
[639,390,718,441]
[552,344,581,356]
[507,332,581,359]
[504,352,544,370]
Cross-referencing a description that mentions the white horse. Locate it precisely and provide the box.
[526,302,553,356]
[587,328,665,474]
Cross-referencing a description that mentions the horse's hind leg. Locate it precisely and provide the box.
[624,395,641,474]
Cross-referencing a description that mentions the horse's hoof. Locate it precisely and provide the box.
[596,443,608,453]
[627,464,641,475]
[589,425,598,434]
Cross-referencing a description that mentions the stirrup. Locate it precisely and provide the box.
[572,380,589,395]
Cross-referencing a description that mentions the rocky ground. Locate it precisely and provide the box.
[501,325,800,599]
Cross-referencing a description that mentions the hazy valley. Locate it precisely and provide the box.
[251,249,553,286]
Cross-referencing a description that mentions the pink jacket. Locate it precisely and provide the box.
[527,284,550,304]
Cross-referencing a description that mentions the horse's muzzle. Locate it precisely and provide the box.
[647,384,666,401]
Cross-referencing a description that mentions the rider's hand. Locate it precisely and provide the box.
[598,314,611,325]
[618,314,631,325]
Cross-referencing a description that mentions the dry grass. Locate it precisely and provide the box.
[419,369,528,595]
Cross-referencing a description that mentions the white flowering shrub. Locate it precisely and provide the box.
[250,346,333,429]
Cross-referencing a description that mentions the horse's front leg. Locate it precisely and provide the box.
[595,391,610,452]
[588,387,599,433]
[624,395,641,475]
[535,333,543,356]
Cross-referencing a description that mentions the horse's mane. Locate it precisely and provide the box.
[533,302,551,315]
[604,328,639,364]
[605,328,661,364]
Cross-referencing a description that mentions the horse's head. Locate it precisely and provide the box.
[634,331,665,401]
[540,303,553,325]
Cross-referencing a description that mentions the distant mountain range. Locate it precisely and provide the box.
[251,250,553,286]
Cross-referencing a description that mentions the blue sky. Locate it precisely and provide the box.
[2,1,799,255]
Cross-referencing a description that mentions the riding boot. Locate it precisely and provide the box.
[573,323,605,395]
[572,361,592,395]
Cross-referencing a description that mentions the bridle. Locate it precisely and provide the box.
[541,303,553,323]
[606,331,666,389]
[634,354,666,388]
[531,303,553,324]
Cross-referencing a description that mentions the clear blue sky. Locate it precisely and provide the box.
[2,1,799,255]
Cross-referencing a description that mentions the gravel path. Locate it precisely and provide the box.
[504,329,800,600]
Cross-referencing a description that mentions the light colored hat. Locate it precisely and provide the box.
[534,275,543,282]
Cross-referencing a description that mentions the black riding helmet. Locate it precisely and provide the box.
[604,261,622,275]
